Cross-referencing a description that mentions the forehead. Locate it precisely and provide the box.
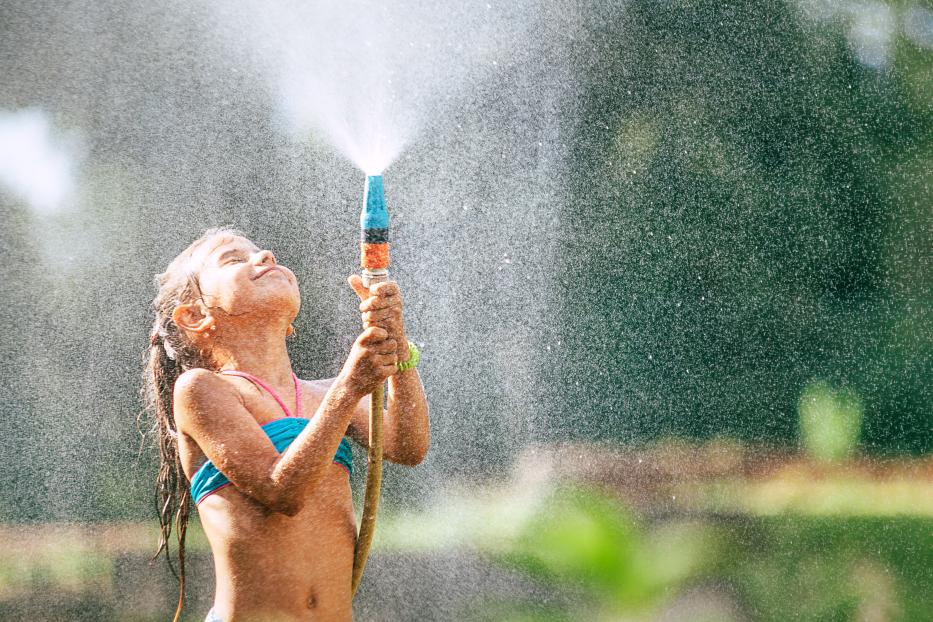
[201,235,260,261]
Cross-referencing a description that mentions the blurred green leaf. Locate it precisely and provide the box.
[798,380,864,461]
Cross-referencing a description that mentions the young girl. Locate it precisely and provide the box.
[141,226,429,622]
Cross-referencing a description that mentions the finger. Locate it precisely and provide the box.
[376,353,398,366]
[372,338,397,354]
[379,364,398,379]
[364,338,396,352]
[363,308,397,323]
[362,319,404,338]
[366,339,398,364]
[360,294,400,313]
[358,326,389,344]
[370,281,400,297]
[366,353,397,369]
[347,275,369,301]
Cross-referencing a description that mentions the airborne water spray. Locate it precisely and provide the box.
[352,173,389,595]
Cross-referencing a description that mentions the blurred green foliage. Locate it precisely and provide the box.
[722,516,933,622]
[798,379,864,461]
[0,547,111,596]
[550,0,931,454]
[467,486,933,622]
[484,486,721,620]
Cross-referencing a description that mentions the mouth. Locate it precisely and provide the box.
[253,266,285,280]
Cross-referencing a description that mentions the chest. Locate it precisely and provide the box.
[177,381,329,483]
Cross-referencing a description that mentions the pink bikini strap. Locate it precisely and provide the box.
[218,370,301,419]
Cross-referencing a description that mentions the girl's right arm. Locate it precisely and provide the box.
[173,326,398,515]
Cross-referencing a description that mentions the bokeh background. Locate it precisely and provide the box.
[0,0,930,620]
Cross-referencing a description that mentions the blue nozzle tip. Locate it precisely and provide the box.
[362,175,388,230]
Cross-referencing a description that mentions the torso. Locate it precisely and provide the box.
[177,373,355,622]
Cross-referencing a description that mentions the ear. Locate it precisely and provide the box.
[172,302,213,334]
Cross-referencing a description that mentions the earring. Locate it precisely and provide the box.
[286,324,295,337]
[210,324,217,331]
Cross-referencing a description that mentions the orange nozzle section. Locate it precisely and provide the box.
[361,243,390,269]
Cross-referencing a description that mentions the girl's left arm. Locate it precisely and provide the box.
[384,364,429,465]
[342,276,430,466]
[339,368,429,466]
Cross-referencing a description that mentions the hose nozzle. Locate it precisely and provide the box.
[361,174,389,287]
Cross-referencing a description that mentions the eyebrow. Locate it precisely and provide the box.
[216,245,259,263]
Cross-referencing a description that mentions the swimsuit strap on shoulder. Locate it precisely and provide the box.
[217,370,301,419]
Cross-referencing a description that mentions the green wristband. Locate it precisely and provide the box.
[397,341,420,372]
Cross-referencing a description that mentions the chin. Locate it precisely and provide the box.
[235,290,300,319]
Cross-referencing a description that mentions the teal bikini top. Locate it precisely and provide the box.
[189,370,353,506]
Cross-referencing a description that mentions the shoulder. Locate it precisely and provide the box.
[173,368,221,403]
[173,369,239,430]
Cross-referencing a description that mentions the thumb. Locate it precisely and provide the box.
[347,274,370,301]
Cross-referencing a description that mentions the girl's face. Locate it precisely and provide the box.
[192,234,300,325]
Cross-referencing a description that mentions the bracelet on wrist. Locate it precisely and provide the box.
[397,341,420,372]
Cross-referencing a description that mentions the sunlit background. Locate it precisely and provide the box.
[1,0,930,620]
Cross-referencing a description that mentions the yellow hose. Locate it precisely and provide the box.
[351,381,384,595]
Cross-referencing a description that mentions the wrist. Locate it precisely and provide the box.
[333,373,367,402]
[397,335,411,361]
[396,341,420,372]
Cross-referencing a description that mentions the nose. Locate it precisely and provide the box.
[253,249,276,265]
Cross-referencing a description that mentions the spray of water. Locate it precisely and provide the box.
[211,0,548,174]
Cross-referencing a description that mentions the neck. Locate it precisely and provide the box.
[211,324,294,387]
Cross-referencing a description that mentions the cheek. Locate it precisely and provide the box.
[199,271,245,306]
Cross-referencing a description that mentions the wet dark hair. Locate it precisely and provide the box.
[138,226,249,622]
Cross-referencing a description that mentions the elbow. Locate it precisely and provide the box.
[264,466,328,516]
[271,494,303,517]
[278,500,303,517]
[405,452,427,467]
[408,442,429,466]
[393,439,430,467]
[262,475,305,516]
